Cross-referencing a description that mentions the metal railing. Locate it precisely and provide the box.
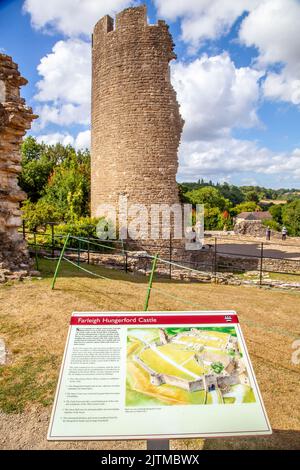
[20,220,300,287]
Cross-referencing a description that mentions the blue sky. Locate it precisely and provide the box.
[1,0,300,189]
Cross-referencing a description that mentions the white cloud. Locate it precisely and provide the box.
[239,0,300,106]
[263,71,300,106]
[75,130,91,149]
[155,0,300,107]
[34,39,91,128]
[36,132,75,147]
[172,53,263,141]
[35,103,90,128]
[154,0,260,50]
[23,0,133,37]
[36,130,91,150]
[23,0,134,36]
[239,0,300,67]
[178,137,300,182]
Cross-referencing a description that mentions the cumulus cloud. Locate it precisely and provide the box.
[36,129,91,150]
[75,129,91,149]
[34,39,91,128]
[155,0,300,108]
[171,53,263,141]
[239,0,300,107]
[154,0,260,50]
[36,132,75,147]
[23,0,134,36]
[178,137,300,182]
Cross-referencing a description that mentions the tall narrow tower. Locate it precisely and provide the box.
[91,5,184,243]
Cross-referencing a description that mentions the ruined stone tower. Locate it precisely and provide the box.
[0,54,37,281]
[91,5,184,245]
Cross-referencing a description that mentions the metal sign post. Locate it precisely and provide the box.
[147,439,170,450]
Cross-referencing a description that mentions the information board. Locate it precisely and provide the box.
[48,311,272,440]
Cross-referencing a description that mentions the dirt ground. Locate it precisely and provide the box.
[0,259,299,450]
[212,237,300,260]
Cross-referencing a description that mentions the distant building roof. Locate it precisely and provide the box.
[236,211,271,221]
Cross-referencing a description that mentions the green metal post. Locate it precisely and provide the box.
[77,239,81,266]
[51,233,70,290]
[144,254,158,311]
[34,231,39,271]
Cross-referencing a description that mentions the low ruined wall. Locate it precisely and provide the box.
[217,254,300,274]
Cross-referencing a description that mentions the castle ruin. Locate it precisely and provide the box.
[0,54,37,281]
[91,5,184,249]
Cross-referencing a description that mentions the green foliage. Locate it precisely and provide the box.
[228,348,236,357]
[262,219,280,231]
[19,137,56,202]
[218,183,245,206]
[269,204,283,224]
[19,138,300,235]
[55,217,101,239]
[22,199,62,231]
[210,362,224,374]
[185,186,231,211]
[204,207,228,230]
[231,201,261,216]
[282,199,300,236]
[43,152,90,221]
[245,190,260,203]
[20,137,90,227]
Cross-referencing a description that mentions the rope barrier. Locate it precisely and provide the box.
[151,286,205,309]
[62,256,114,281]
[62,256,149,291]
[50,234,300,327]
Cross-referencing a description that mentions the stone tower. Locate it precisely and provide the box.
[0,54,37,281]
[91,5,184,245]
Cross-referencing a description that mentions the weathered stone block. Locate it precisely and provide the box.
[0,54,37,281]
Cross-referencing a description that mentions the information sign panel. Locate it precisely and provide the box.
[48,311,272,440]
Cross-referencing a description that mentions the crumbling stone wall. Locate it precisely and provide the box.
[91,6,184,246]
[0,54,37,281]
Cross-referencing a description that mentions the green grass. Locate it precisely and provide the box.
[267,272,300,283]
[0,354,59,413]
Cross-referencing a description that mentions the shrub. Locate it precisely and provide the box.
[262,219,280,231]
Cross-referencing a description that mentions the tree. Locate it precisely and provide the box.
[231,201,261,216]
[22,199,62,230]
[20,137,91,227]
[282,200,300,236]
[218,183,245,206]
[245,190,260,203]
[269,204,283,224]
[211,362,224,374]
[185,186,231,211]
[19,137,56,202]
[204,207,223,230]
[42,150,90,221]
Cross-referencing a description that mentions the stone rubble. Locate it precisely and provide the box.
[0,53,37,282]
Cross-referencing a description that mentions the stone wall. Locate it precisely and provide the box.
[234,220,282,239]
[0,54,37,281]
[91,6,184,250]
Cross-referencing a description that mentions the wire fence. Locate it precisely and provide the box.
[21,220,300,287]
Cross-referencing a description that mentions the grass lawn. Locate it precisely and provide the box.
[0,257,300,450]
